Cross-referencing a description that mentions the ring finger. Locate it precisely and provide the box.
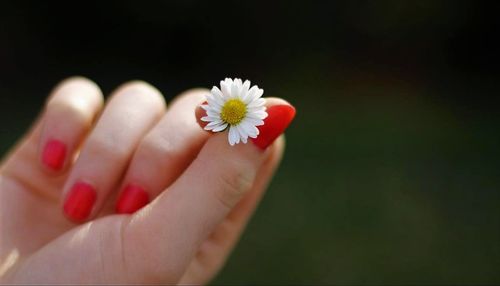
[113,88,209,214]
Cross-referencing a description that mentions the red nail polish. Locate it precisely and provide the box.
[115,184,150,214]
[252,105,296,150]
[63,182,96,222]
[42,139,67,171]
[196,101,209,129]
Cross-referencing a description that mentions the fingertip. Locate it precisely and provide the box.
[48,76,104,110]
[263,97,294,109]
[251,100,296,150]
[52,76,99,91]
[111,80,167,115]
[272,134,286,159]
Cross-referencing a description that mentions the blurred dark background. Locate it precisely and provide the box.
[1,1,499,284]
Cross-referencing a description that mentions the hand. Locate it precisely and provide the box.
[0,77,295,284]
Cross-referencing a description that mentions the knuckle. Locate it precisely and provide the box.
[139,136,179,166]
[215,160,256,208]
[86,136,130,161]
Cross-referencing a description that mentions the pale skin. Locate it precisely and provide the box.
[0,77,289,284]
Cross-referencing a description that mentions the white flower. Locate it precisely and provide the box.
[201,78,268,146]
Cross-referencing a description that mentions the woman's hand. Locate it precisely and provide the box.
[0,77,295,284]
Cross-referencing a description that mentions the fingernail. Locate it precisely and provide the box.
[115,184,150,214]
[252,104,296,150]
[63,181,97,222]
[42,139,67,171]
[195,101,209,129]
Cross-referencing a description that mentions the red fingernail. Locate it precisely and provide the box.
[63,182,96,222]
[115,184,150,214]
[196,101,209,129]
[252,104,296,150]
[42,139,67,171]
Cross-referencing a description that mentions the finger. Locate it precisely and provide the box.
[179,136,285,284]
[114,89,209,214]
[61,81,166,223]
[122,99,295,283]
[39,77,104,172]
[0,77,103,201]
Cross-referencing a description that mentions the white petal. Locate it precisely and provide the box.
[240,119,260,137]
[243,117,264,126]
[246,108,266,115]
[201,104,211,111]
[206,97,223,112]
[240,80,251,101]
[247,98,266,108]
[212,104,222,113]
[253,87,264,99]
[234,78,243,88]
[204,105,219,113]
[247,104,266,111]
[239,130,248,143]
[207,95,223,109]
[224,78,233,85]
[234,131,241,144]
[240,87,248,101]
[204,123,218,131]
[228,126,238,146]
[245,86,260,103]
[212,123,228,132]
[247,124,259,138]
[207,101,222,112]
[246,110,268,120]
[211,87,226,106]
[235,124,248,143]
[206,110,220,118]
[231,81,240,98]
[211,86,223,98]
[206,120,223,128]
[201,115,221,122]
[239,121,256,138]
[251,125,260,137]
[205,121,223,131]
[221,81,231,98]
[254,110,268,119]
[234,125,245,144]
[242,80,251,91]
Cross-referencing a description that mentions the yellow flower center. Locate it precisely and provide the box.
[220,98,247,125]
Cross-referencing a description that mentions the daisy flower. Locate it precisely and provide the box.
[201,78,268,146]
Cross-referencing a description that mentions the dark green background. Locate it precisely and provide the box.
[1,1,499,284]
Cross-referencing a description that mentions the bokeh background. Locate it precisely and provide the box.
[1,1,499,284]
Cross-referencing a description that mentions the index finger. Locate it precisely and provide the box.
[122,98,295,283]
